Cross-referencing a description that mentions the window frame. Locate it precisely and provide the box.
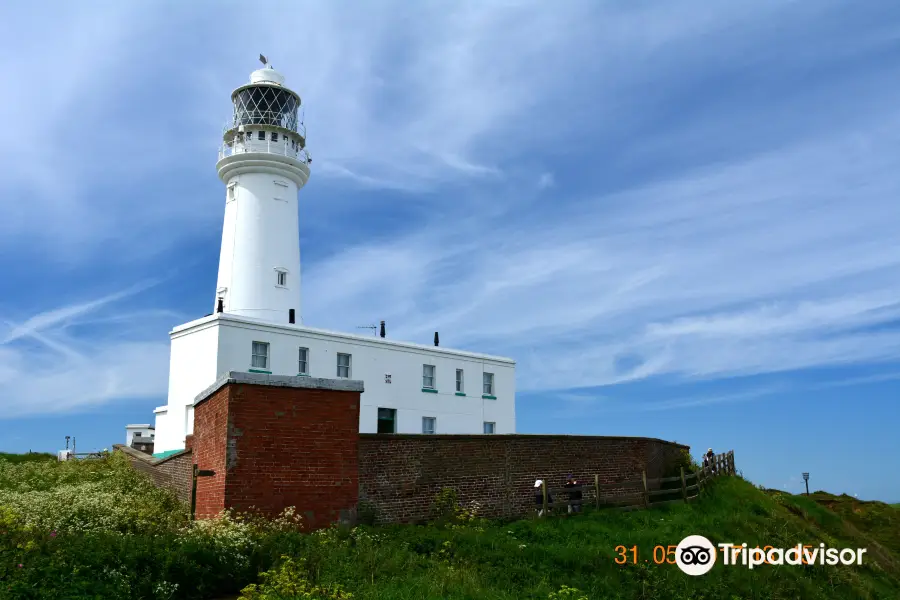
[337,353,352,378]
[483,372,495,396]
[298,347,309,375]
[483,422,496,434]
[455,368,464,393]
[422,364,436,390]
[251,341,269,370]
[377,407,396,434]
[422,416,436,435]
[275,268,287,287]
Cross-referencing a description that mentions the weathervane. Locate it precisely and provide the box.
[259,53,269,67]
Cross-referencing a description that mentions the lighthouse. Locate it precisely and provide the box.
[149,57,516,456]
[213,55,310,325]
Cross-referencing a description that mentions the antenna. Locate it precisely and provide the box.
[356,324,377,336]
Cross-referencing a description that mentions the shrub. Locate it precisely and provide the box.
[240,556,354,600]
[548,585,589,600]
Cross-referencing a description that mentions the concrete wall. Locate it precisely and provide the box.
[156,314,516,451]
[358,434,688,524]
[154,320,220,452]
[216,317,515,435]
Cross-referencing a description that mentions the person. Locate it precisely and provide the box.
[534,479,553,517]
[703,448,716,474]
[565,474,583,514]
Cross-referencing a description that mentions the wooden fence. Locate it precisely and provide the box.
[537,450,735,515]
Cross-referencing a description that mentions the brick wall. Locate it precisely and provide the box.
[357,434,688,523]
[114,444,193,504]
[191,372,363,529]
[191,385,229,518]
[124,371,688,529]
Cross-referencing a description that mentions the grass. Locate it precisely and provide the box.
[0,452,55,464]
[1,453,898,599]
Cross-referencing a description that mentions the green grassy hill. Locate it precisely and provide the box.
[1,453,898,599]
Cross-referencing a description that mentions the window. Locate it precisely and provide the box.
[377,408,396,433]
[456,369,464,393]
[251,341,269,369]
[483,372,495,396]
[227,183,236,201]
[276,270,287,286]
[298,347,309,375]
[337,353,351,378]
[271,132,278,142]
[258,130,265,140]
[422,417,436,434]
[484,422,496,434]
[422,364,436,389]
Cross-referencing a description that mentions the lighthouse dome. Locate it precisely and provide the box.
[249,65,285,86]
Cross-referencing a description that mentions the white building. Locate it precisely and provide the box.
[151,58,516,455]
[125,424,154,447]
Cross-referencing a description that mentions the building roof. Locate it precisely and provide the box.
[171,313,516,364]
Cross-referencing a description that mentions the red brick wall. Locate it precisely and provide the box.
[357,434,688,523]
[114,445,193,505]
[191,381,361,529]
[191,387,230,518]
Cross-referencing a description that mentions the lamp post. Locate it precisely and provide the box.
[802,472,809,496]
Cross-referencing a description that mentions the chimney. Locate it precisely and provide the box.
[434,331,439,347]
[380,320,386,338]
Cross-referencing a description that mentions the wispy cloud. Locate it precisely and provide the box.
[3,1,900,419]
[0,285,173,418]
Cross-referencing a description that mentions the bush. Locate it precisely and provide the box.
[240,556,354,600]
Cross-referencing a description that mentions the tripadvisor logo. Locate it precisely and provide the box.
[674,535,868,575]
[675,535,717,576]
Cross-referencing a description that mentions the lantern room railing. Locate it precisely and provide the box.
[218,139,310,163]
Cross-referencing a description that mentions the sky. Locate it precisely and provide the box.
[1,1,899,502]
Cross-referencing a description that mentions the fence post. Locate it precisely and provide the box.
[680,467,687,502]
[542,480,548,517]
[190,463,198,521]
[594,474,600,509]
[641,471,649,508]
[730,451,735,475]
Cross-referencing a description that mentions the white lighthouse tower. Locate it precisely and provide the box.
[150,57,516,456]
[214,55,310,325]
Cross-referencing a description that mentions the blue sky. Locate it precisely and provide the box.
[1,1,899,502]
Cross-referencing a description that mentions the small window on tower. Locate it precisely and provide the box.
[258,131,265,140]
[276,271,287,286]
[271,132,278,142]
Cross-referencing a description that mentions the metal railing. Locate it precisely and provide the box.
[223,112,307,139]
[218,139,310,163]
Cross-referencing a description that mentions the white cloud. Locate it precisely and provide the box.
[0,286,176,418]
[301,115,900,391]
[3,1,900,417]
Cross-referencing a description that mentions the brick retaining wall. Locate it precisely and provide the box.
[114,444,193,504]
[358,434,688,523]
[119,372,688,528]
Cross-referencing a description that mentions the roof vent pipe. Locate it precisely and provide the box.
[380,320,386,338]
[434,331,439,347]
